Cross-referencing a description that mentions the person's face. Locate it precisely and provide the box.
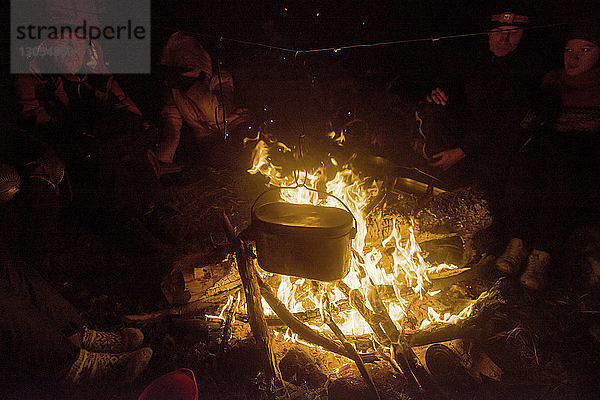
[48,33,88,74]
[488,26,524,57]
[564,39,600,76]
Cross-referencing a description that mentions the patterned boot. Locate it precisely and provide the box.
[496,238,528,274]
[81,326,144,353]
[65,347,152,386]
[520,250,551,290]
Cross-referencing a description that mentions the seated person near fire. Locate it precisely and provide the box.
[495,17,600,291]
[149,31,252,177]
[0,239,152,392]
[412,6,543,207]
[13,31,172,263]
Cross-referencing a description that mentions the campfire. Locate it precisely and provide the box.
[244,135,477,332]
[122,129,572,398]
[202,133,498,396]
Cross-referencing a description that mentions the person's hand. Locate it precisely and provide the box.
[426,87,448,106]
[429,147,465,170]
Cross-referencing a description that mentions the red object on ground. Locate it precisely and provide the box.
[138,368,198,400]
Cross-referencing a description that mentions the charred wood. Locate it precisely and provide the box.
[367,282,401,343]
[257,274,377,363]
[323,294,381,400]
[260,300,352,326]
[222,212,281,390]
[405,277,510,347]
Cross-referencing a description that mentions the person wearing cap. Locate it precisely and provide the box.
[149,31,251,177]
[495,17,600,291]
[413,8,542,201]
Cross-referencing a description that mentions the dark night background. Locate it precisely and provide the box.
[1,2,600,398]
[1,0,598,123]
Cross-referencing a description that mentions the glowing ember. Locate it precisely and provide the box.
[244,137,475,339]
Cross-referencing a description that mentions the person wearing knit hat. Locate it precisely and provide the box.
[563,17,600,77]
[150,31,252,178]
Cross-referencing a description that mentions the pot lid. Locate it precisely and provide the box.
[252,202,354,237]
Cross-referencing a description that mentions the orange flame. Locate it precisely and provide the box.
[246,138,474,338]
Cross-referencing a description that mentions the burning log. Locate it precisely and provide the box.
[405,277,509,347]
[219,290,241,354]
[367,282,401,342]
[405,323,468,347]
[365,187,492,269]
[357,279,447,399]
[222,212,282,391]
[323,294,381,400]
[335,280,389,344]
[415,187,492,237]
[262,300,352,326]
[256,274,377,363]
[428,254,495,292]
[359,280,423,394]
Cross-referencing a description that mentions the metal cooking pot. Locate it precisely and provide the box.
[251,202,356,282]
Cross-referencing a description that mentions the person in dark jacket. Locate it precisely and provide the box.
[413,7,543,201]
[495,17,600,290]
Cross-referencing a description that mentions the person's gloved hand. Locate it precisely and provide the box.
[429,147,465,170]
[426,87,448,106]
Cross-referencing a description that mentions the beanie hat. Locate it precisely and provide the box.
[567,17,600,47]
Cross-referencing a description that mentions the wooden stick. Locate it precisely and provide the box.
[122,299,221,325]
[391,342,425,396]
[393,342,449,400]
[222,212,281,390]
[349,288,390,346]
[364,281,448,398]
[405,323,467,347]
[405,276,509,347]
[219,290,240,354]
[336,280,390,346]
[257,299,352,326]
[257,274,377,362]
[323,294,381,400]
[367,281,401,343]
[429,254,495,292]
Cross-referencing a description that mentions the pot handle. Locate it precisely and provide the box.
[251,184,359,239]
[250,185,282,217]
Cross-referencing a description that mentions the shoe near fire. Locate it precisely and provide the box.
[81,326,144,354]
[520,250,551,290]
[64,347,152,386]
[496,238,528,274]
